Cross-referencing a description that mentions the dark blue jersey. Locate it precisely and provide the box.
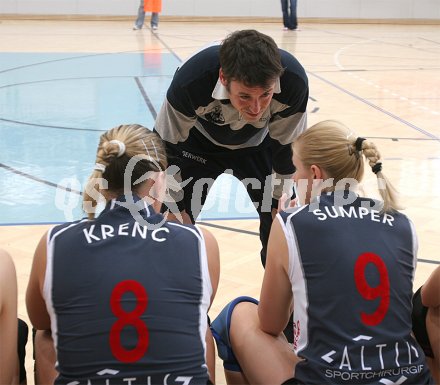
[155,45,308,149]
[154,44,309,200]
[44,195,212,384]
[278,192,433,384]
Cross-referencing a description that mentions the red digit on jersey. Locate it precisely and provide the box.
[354,252,390,326]
[109,280,149,362]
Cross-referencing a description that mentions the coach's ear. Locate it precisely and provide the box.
[219,68,227,86]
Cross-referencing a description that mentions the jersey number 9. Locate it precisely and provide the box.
[354,252,390,326]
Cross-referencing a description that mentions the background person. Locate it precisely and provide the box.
[154,29,309,267]
[281,0,298,31]
[211,120,434,384]
[26,124,219,384]
[133,0,161,30]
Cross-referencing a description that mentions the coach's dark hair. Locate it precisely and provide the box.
[219,29,284,88]
[83,124,167,219]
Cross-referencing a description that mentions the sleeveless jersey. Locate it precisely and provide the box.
[278,192,433,384]
[43,195,212,384]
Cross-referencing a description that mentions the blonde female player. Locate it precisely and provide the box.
[27,124,219,384]
[211,120,434,384]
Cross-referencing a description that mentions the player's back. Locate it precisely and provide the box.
[279,191,433,384]
[45,196,212,384]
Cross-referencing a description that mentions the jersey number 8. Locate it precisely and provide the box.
[109,280,149,362]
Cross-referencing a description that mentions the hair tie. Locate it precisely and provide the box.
[108,140,126,158]
[350,137,367,159]
[94,163,106,172]
[355,137,366,152]
[372,162,382,174]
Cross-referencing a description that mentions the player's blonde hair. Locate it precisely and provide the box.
[293,120,401,212]
[83,124,167,219]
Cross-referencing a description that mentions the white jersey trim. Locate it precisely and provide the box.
[278,208,310,354]
[168,222,212,374]
[408,217,418,282]
[43,220,89,355]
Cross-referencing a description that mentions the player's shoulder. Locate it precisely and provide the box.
[166,220,204,239]
[48,217,91,241]
[279,205,309,224]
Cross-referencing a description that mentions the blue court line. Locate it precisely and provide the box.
[308,71,440,141]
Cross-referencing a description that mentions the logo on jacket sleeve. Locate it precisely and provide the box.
[205,105,225,124]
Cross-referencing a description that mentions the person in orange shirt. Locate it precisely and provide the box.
[133,0,161,31]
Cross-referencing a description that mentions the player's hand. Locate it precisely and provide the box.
[277,193,298,213]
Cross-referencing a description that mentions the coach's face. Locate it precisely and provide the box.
[220,70,275,122]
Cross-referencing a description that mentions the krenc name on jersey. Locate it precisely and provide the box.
[83,223,170,244]
[312,206,395,226]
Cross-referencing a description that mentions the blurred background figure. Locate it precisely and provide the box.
[133,0,161,31]
[281,0,298,31]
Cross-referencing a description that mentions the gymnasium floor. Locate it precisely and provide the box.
[0,18,439,383]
